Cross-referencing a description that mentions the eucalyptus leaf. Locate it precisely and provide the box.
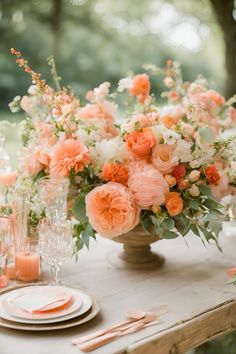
[72,193,88,223]
[162,230,179,239]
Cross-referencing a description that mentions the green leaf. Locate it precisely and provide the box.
[189,199,200,211]
[81,229,90,249]
[198,185,212,197]
[141,212,154,234]
[161,218,175,230]
[190,223,201,237]
[72,193,88,223]
[198,127,214,143]
[150,215,159,225]
[203,199,224,212]
[174,214,190,236]
[162,230,179,239]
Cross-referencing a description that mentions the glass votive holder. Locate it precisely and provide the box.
[5,245,16,280]
[15,238,41,282]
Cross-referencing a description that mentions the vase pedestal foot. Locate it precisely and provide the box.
[108,244,165,270]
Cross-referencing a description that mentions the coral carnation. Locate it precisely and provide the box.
[101,163,129,185]
[50,139,90,177]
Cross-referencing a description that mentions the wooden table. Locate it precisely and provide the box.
[1,232,236,354]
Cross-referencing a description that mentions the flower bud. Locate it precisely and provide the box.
[189,184,200,197]
[165,174,177,188]
[151,205,161,214]
[189,170,200,182]
[178,179,189,190]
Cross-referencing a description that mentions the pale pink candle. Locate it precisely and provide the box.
[15,253,40,282]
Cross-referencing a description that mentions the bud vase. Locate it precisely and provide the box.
[108,225,165,269]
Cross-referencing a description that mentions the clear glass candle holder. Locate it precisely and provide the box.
[15,238,41,282]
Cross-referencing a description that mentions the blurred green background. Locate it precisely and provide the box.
[1,1,236,352]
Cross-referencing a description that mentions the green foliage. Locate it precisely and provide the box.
[0,0,225,115]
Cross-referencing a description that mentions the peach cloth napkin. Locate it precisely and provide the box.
[10,289,72,313]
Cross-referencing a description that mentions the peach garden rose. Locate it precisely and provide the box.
[128,164,169,208]
[85,182,140,238]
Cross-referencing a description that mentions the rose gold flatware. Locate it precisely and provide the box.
[77,318,160,352]
[71,308,145,345]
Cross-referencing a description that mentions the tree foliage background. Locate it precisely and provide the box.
[1,1,236,352]
[1,0,235,116]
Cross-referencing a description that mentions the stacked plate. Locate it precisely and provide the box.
[0,285,100,331]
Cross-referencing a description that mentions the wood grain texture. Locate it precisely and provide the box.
[0,233,236,354]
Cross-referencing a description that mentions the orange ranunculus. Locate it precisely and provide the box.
[125,128,155,159]
[129,74,150,104]
[165,192,183,217]
[50,139,90,177]
[101,163,129,185]
[205,165,221,186]
[85,182,140,238]
[227,268,236,277]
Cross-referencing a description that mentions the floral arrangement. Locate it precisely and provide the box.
[9,49,236,251]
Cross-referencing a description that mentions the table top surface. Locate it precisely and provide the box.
[0,232,236,354]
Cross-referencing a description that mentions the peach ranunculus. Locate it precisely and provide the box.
[152,144,178,175]
[50,139,90,177]
[128,164,169,208]
[125,129,155,159]
[165,192,183,216]
[101,163,129,185]
[129,74,150,104]
[85,182,140,238]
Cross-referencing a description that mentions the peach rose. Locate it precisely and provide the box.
[165,192,183,216]
[125,129,155,159]
[35,151,50,168]
[24,152,44,176]
[85,182,140,238]
[129,74,150,103]
[152,144,177,174]
[206,90,225,107]
[101,163,129,185]
[50,139,90,177]
[128,164,169,208]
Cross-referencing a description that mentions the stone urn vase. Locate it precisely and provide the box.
[108,225,165,269]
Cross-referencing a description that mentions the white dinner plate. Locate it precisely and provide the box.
[0,286,92,324]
